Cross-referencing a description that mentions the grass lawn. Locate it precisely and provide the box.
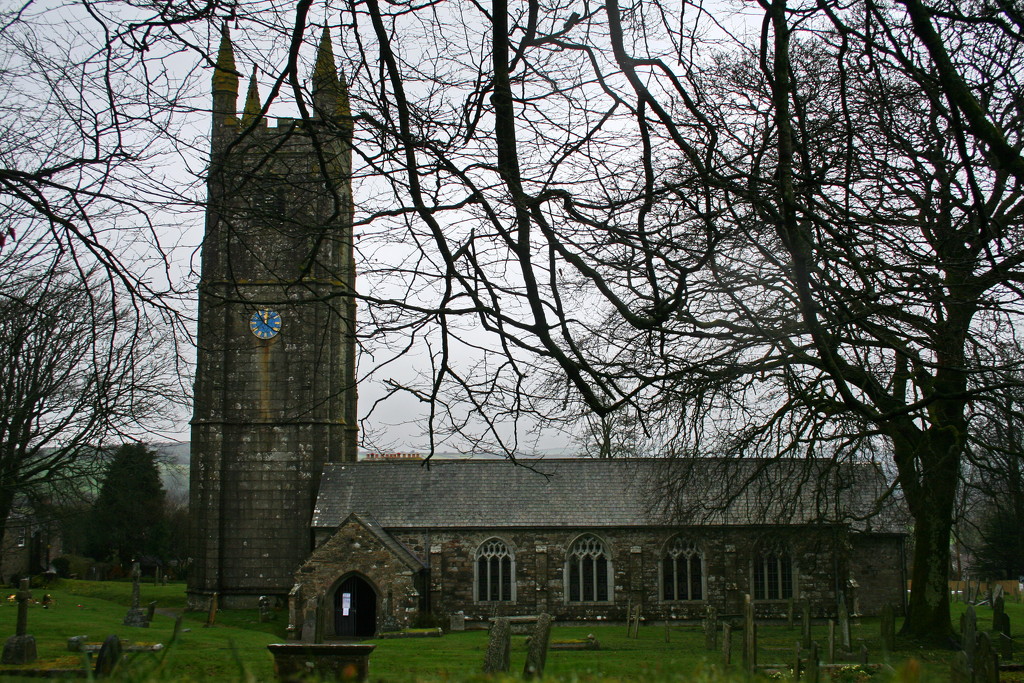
[0,580,1016,681]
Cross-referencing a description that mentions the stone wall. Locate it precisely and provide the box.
[303,525,905,627]
[849,533,906,616]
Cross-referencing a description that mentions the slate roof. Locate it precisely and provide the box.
[313,458,904,533]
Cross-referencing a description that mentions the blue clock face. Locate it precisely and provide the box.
[249,309,282,339]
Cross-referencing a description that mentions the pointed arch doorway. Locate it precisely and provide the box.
[334,574,377,638]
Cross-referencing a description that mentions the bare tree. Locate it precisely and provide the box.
[6,0,1024,643]
[0,258,180,566]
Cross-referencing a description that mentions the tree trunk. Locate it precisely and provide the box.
[893,424,961,643]
[902,496,955,642]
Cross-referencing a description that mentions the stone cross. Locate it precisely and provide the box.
[722,623,732,666]
[15,578,30,636]
[130,562,141,610]
[123,563,149,627]
[483,618,511,673]
[522,613,551,679]
[1,579,37,665]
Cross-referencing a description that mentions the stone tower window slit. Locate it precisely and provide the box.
[566,534,611,602]
[475,538,515,602]
[662,536,703,601]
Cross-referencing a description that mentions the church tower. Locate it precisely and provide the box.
[188,25,358,609]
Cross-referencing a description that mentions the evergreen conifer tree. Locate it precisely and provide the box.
[87,443,167,569]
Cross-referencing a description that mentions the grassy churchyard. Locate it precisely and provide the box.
[0,579,1018,681]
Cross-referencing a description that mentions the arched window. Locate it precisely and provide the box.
[475,538,515,602]
[662,537,703,601]
[753,544,794,600]
[566,534,612,602]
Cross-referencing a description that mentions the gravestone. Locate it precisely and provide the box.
[449,612,466,631]
[522,613,551,679]
[205,592,219,628]
[704,605,718,650]
[1,578,36,664]
[950,650,971,683]
[123,564,148,627]
[801,600,812,649]
[154,567,161,585]
[837,595,851,651]
[94,635,122,678]
[1000,632,1013,661]
[880,604,896,651]
[483,618,511,674]
[962,604,978,663]
[258,595,273,623]
[995,610,1011,638]
[805,641,820,683]
[787,598,795,629]
[742,594,756,674]
[995,593,1006,630]
[664,619,670,643]
[828,620,836,664]
[722,623,732,666]
[974,632,998,683]
[146,600,157,624]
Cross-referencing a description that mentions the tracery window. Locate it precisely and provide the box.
[662,537,704,601]
[753,544,794,600]
[566,534,612,602]
[475,538,515,602]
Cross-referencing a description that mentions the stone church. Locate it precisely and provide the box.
[188,26,907,637]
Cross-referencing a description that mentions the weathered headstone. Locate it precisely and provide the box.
[949,650,971,683]
[483,618,511,674]
[742,594,756,674]
[522,613,552,679]
[974,632,999,683]
[154,566,161,585]
[94,635,122,678]
[995,610,1011,638]
[880,604,896,651]
[630,604,642,638]
[205,592,219,628]
[837,594,851,651]
[450,612,466,631]
[1000,632,1013,661]
[722,623,732,666]
[962,604,977,662]
[827,620,836,664]
[787,598,795,629]
[703,605,718,650]
[259,595,273,623]
[859,642,869,665]
[2,578,36,664]
[805,641,820,683]
[67,635,89,652]
[995,593,1006,630]
[664,619,670,643]
[123,563,148,627]
[801,600,812,649]
[146,600,157,624]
